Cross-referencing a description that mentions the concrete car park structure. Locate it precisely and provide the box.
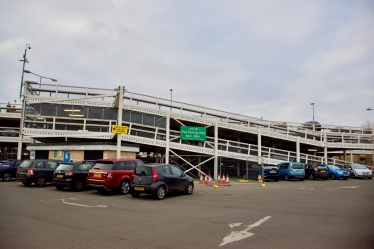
[0,81,373,179]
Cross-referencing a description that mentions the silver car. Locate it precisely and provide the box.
[344,163,372,179]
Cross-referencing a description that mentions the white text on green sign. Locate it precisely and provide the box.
[180,126,206,141]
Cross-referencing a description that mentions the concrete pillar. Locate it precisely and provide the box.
[258,130,262,164]
[296,136,300,162]
[116,86,124,159]
[165,112,170,164]
[214,123,218,179]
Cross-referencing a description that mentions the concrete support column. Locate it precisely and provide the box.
[214,123,218,179]
[198,156,201,176]
[258,130,262,164]
[296,137,300,162]
[116,86,124,159]
[324,131,328,164]
[237,137,241,176]
[165,112,170,164]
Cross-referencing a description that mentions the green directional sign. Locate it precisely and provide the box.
[180,126,206,141]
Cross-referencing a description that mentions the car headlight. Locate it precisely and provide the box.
[356,171,362,175]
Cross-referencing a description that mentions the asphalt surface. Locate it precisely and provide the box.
[0,178,373,249]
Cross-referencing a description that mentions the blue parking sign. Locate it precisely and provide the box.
[64,151,70,162]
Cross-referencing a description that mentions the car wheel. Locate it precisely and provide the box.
[284,174,290,181]
[97,188,106,194]
[323,178,328,180]
[131,191,140,197]
[185,183,194,195]
[300,178,304,181]
[330,174,336,180]
[119,180,130,194]
[343,178,348,180]
[22,182,31,186]
[55,186,64,190]
[35,176,46,187]
[369,177,372,180]
[351,174,355,179]
[155,185,166,200]
[73,180,84,192]
[308,174,314,180]
[2,172,12,181]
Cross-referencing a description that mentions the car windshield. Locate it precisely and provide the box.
[135,166,153,176]
[264,166,277,169]
[19,160,32,168]
[317,166,327,169]
[292,163,304,169]
[350,164,367,169]
[56,164,74,171]
[329,165,340,170]
[92,162,114,170]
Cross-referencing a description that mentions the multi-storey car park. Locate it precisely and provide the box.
[0,81,373,179]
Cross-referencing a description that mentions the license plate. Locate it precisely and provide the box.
[296,170,302,173]
[320,170,326,172]
[94,173,101,177]
[57,174,64,178]
[270,170,276,173]
[17,174,24,178]
[134,187,144,191]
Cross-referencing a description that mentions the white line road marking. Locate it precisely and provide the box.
[219,216,271,246]
[325,186,360,190]
[63,202,107,208]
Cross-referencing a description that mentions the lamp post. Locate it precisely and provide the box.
[19,44,31,99]
[23,70,58,83]
[170,89,173,111]
[310,103,315,131]
[367,107,373,111]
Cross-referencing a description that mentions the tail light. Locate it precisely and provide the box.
[27,168,34,175]
[313,166,318,172]
[290,166,293,172]
[65,172,74,176]
[152,168,158,182]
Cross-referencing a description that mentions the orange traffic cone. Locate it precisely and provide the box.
[203,175,208,184]
[208,174,212,185]
[217,173,221,184]
[223,174,231,186]
[199,174,203,184]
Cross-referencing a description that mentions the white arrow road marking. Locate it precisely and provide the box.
[229,223,242,228]
[219,216,271,246]
[63,202,107,208]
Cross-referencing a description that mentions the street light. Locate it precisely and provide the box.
[23,70,57,83]
[367,107,373,111]
[310,103,315,123]
[19,44,31,99]
[170,89,173,111]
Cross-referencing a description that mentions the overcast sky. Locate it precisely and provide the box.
[1,0,373,127]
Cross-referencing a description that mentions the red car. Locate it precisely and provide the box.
[87,158,144,194]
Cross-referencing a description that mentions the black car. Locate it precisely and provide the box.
[0,159,24,181]
[304,164,328,180]
[131,163,194,200]
[53,161,95,191]
[247,164,280,181]
[16,159,63,187]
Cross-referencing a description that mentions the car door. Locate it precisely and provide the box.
[46,161,60,181]
[160,165,176,192]
[170,165,189,192]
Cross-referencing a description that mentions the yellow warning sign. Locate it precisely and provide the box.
[112,125,128,134]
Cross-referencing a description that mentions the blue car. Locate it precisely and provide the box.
[323,164,350,180]
[278,162,305,181]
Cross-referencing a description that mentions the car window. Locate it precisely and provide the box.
[35,162,45,168]
[57,164,74,171]
[116,162,126,170]
[79,164,91,171]
[135,166,152,176]
[19,160,32,168]
[125,161,135,170]
[93,162,114,170]
[160,165,172,175]
[170,165,184,177]
[48,162,59,169]
[135,161,144,167]
[292,163,304,169]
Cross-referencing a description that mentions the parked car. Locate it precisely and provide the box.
[0,159,24,181]
[53,161,95,191]
[131,163,194,200]
[87,158,144,194]
[304,164,328,180]
[322,164,349,180]
[16,159,63,186]
[263,165,280,181]
[278,162,305,181]
[343,163,372,179]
